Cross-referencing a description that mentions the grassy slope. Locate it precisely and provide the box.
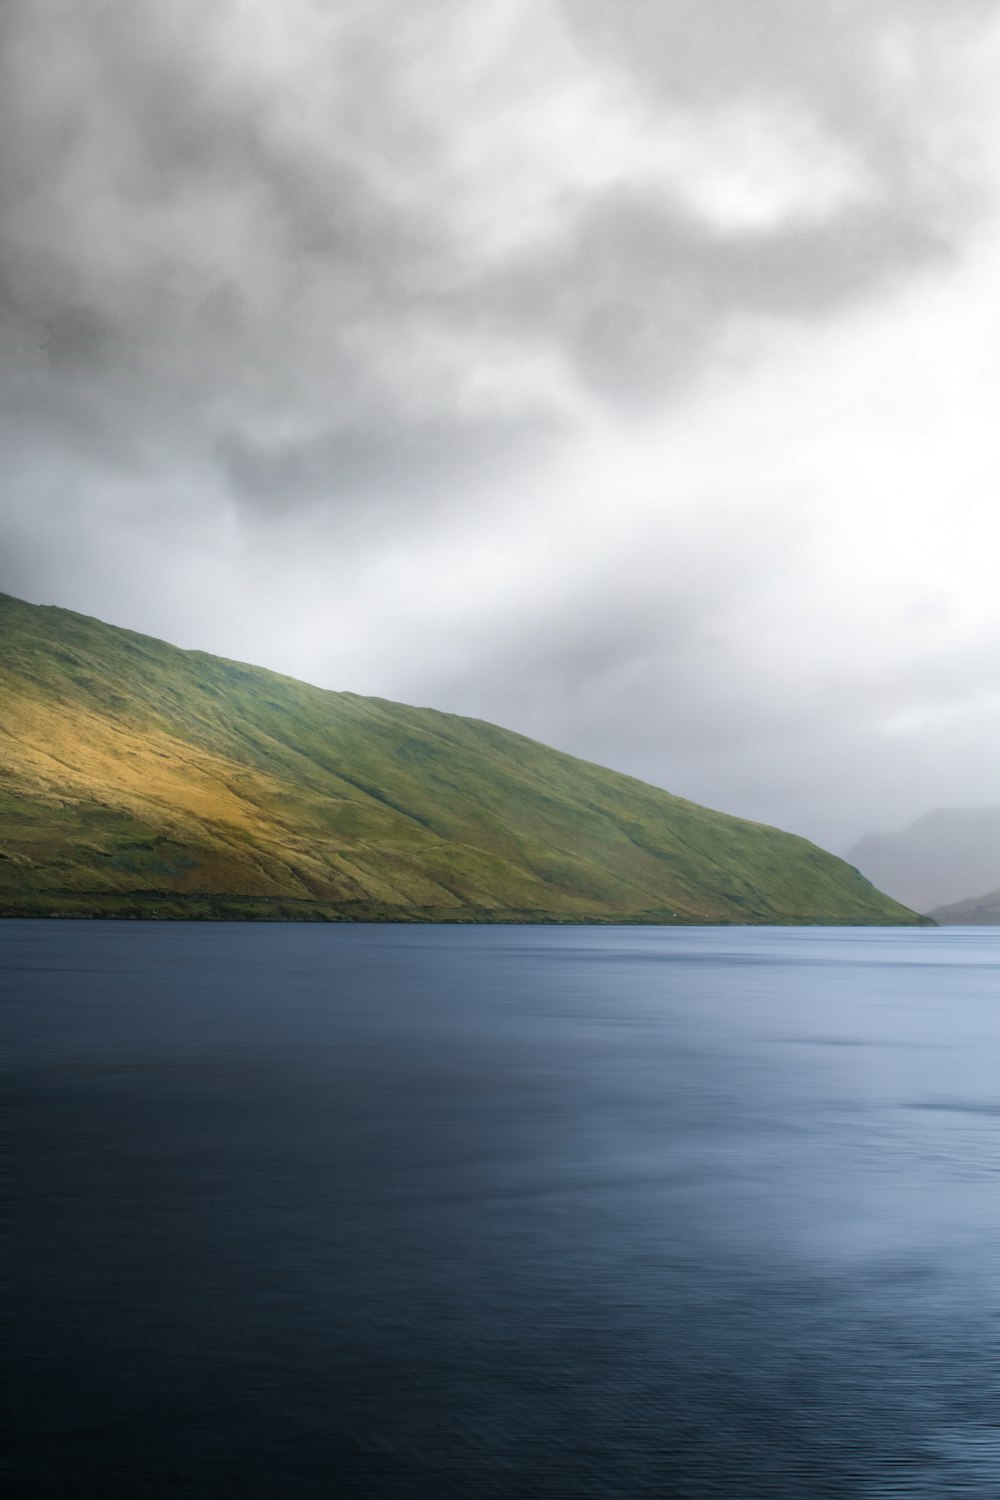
[0,593,920,924]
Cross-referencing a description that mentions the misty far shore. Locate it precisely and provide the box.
[847,807,1000,916]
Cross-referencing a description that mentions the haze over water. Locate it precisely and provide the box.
[8,921,999,1498]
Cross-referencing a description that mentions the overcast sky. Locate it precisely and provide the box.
[2,0,998,850]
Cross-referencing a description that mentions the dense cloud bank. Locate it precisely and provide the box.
[2,0,998,845]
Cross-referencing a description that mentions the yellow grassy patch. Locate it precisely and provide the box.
[1,687,288,834]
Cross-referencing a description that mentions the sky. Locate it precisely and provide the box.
[2,0,998,852]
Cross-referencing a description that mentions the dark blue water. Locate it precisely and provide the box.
[7,921,999,1498]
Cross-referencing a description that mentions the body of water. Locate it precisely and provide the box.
[7,921,999,1497]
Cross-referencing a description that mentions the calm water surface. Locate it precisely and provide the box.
[7,921,999,1498]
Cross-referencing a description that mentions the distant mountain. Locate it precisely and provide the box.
[926,889,1000,926]
[847,808,1000,915]
[0,593,920,925]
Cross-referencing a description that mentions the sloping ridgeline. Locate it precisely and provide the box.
[928,889,1000,925]
[0,593,920,924]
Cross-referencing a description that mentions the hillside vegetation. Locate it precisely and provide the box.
[1,593,921,924]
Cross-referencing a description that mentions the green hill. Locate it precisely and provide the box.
[0,593,920,925]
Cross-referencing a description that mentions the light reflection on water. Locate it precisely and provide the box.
[7,921,999,1498]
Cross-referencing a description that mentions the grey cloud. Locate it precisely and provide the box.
[514,0,985,401]
[216,411,562,515]
[2,0,988,524]
[1,2,475,505]
[1,0,997,849]
[561,0,994,122]
[491,190,951,405]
